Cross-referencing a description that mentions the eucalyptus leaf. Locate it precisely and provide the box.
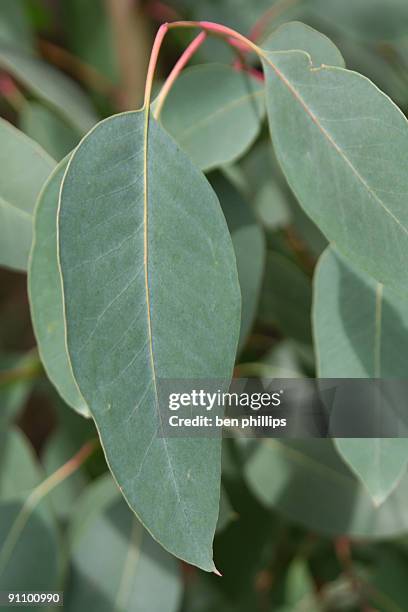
[0,118,55,271]
[58,111,241,570]
[0,46,98,134]
[29,157,90,417]
[158,63,264,171]
[65,475,182,612]
[313,247,408,505]
[261,35,408,297]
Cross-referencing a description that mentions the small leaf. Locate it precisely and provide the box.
[58,111,241,570]
[0,46,98,134]
[20,102,80,161]
[313,247,408,505]
[28,157,89,417]
[261,26,408,296]
[0,118,55,271]
[158,63,264,171]
[65,475,182,612]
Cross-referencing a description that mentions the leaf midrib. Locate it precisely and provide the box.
[142,110,205,564]
[263,52,408,239]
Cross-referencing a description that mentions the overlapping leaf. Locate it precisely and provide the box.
[313,247,408,505]
[158,63,264,171]
[29,157,89,417]
[0,118,55,271]
[58,110,241,569]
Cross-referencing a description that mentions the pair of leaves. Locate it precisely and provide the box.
[314,247,408,505]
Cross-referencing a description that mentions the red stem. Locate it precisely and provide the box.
[153,31,207,118]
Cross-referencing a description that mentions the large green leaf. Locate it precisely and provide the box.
[313,247,408,505]
[210,173,265,352]
[58,111,241,570]
[29,157,89,417]
[0,46,98,134]
[158,64,264,171]
[65,475,182,612]
[20,102,79,161]
[245,438,408,538]
[0,118,55,271]
[261,29,408,296]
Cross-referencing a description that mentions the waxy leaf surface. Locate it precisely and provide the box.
[58,111,241,570]
[159,64,264,171]
[261,42,408,296]
[29,158,89,417]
